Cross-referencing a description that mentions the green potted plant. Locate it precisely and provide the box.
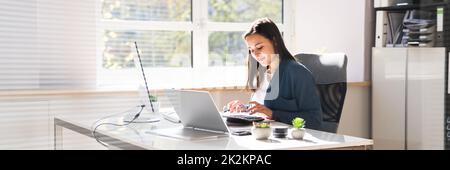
[148,94,160,113]
[291,117,306,139]
[139,85,160,113]
[251,121,271,140]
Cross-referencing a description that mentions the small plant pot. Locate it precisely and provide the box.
[251,127,271,140]
[291,128,305,139]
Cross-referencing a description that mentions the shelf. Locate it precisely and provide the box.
[375,2,449,12]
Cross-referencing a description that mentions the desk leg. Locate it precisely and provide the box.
[54,123,63,150]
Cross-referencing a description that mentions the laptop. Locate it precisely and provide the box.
[147,89,230,140]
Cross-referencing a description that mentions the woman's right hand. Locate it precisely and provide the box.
[226,100,246,113]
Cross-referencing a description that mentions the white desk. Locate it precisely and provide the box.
[54,113,373,150]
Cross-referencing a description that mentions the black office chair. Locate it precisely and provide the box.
[294,53,348,133]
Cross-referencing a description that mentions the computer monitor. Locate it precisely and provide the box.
[123,42,160,123]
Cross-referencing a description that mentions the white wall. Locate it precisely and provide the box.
[293,0,374,82]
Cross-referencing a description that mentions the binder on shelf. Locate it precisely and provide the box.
[436,7,444,47]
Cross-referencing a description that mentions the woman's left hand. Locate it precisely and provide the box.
[248,101,273,119]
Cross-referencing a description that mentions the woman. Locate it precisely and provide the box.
[227,18,323,130]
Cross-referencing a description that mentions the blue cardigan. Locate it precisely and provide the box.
[263,59,323,130]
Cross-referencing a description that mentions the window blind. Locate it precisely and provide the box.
[0,0,102,150]
[0,0,97,91]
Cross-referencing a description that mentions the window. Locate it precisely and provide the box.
[98,0,291,89]
[102,0,191,21]
[208,0,282,23]
[101,0,192,70]
[103,30,192,69]
[209,31,246,66]
[207,0,283,67]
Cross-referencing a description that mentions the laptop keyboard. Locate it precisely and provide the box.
[224,114,264,125]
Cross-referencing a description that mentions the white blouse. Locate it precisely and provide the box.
[250,56,280,105]
[250,73,271,104]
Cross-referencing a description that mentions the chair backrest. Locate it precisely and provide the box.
[294,53,348,133]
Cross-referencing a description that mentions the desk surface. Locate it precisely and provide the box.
[54,112,373,150]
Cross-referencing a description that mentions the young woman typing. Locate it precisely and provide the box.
[227,18,323,130]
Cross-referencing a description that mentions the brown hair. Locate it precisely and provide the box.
[243,18,295,92]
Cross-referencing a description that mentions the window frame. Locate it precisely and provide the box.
[95,0,295,89]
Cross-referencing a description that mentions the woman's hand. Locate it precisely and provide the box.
[226,100,246,113]
[248,101,273,119]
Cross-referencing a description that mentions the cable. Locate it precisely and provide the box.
[92,105,144,147]
[91,105,145,147]
[90,105,144,131]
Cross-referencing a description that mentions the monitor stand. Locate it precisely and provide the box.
[123,108,180,123]
[123,108,160,123]
[124,114,160,123]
